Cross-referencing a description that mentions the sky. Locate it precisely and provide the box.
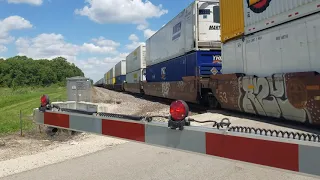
[0,0,195,82]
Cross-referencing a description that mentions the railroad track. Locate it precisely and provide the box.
[124,91,208,113]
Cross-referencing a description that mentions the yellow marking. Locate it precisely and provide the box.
[249,0,261,6]
[248,84,254,89]
[306,85,320,90]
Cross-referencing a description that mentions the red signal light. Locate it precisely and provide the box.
[170,100,189,121]
[41,95,49,107]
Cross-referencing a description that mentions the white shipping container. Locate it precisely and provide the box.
[126,45,146,73]
[146,0,221,66]
[244,0,320,35]
[115,60,126,77]
[222,12,320,77]
[109,66,115,81]
[221,38,244,75]
[126,69,146,84]
[104,73,107,84]
[100,78,104,85]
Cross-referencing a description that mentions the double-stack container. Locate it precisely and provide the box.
[95,77,104,86]
[104,66,116,89]
[105,67,115,85]
[110,66,115,84]
[115,60,126,85]
[221,0,320,77]
[126,45,146,83]
[146,0,222,82]
[104,72,109,86]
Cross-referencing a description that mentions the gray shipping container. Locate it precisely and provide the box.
[109,66,115,84]
[115,60,126,77]
[67,76,92,102]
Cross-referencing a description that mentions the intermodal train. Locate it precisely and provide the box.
[95,0,320,126]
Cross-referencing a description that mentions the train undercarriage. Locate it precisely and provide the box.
[100,71,320,126]
[142,71,320,126]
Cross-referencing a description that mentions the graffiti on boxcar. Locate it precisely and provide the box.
[177,81,185,90]
[213,72,320,124]
[238,74,307,122]
[161,82,170,97]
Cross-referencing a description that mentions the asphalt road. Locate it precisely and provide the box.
[1,142,318,180]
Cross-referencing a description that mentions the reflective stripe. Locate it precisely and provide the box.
[205,132,299,171]
[44,112,69,128]
[102,119,145,142]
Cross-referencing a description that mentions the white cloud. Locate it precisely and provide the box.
[103,53,128,64]
[125,34,145,50]
[81,43,118,54]
[14,33,128,81]
[128,34,139,42]
[137,24,147,30]
[75,53,129,81]
[143,28,156,38]
[7,0,42,5]
[0,16,33,32]
[75,0,168,25]
[0,45,7,53]
[81,37,120,54]
[0,36,14,44]
[0,15,32,51]
[15,33,121,61]
[126,41,145,51]
[15,33,79,61]
[91,36,120,47]
[74,0,163,42]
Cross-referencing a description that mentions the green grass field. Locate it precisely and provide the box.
[0,85,67,135]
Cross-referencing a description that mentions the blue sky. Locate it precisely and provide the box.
[0,0,194,81]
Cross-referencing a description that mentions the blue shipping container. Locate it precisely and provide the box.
[115,75,126,84]
[146,50,222,82]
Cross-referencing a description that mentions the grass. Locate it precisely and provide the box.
[0,84,67,135]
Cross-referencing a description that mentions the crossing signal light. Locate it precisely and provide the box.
[41,94,49,107]
[170,100,189,121]
[168,100,190,130]
[39,94,50,112]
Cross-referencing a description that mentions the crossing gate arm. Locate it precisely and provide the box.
[33,109,320,178]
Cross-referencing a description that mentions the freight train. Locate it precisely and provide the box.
[94,0,320,126]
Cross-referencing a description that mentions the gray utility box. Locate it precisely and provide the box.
[67,76,92,102]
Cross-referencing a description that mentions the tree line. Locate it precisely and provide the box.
[0,56,85,88]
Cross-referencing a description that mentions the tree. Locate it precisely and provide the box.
[0,56,85,87]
